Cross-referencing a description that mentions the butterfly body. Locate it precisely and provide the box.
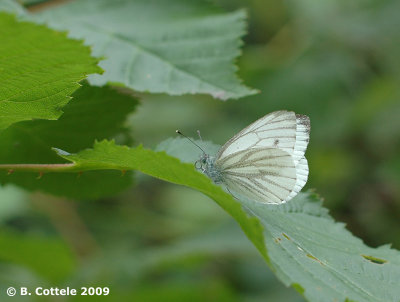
[196,111,310,205]
[196,154,223,184]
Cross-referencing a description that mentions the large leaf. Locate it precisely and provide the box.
[2,139,397,301]
[0,229,75,281]
[0,84,138,199]
[0,12,101,131]
[35,0,257,100]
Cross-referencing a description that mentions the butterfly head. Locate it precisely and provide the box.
[195,153,209,172]
[176,130,223,184]
[196,153,222,184]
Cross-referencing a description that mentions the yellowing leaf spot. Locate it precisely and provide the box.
[306,253,324,265]
[361,254,387,264]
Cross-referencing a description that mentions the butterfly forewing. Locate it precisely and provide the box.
[216,148,297,204]
[214,110,310,204]
[293,114,310,165]
[281,114,310,202]
[217,111,297,159]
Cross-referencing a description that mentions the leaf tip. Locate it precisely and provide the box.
[291,283,305,295]
[52,148,71,156]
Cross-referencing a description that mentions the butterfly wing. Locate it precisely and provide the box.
[216,148,297,204]
[216,111,310,204]
[282,156,308,203]
[285,114,310,202]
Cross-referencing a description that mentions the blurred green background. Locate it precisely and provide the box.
[1,0,400,301]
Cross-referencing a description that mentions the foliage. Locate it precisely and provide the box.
[47,138,399,302]
[35,0,257,100]
[0,83,137,199]
[0,12,101,131]
[0,229,75,281]
[0,0,399,302]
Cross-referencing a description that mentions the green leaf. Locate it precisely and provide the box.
[0,12,101,131]
[71,280,237,302]
[52,139,400,302]
[35,0,257,100]
[0,229,75,281]
[53,140,267,257]
[0,84,138,199]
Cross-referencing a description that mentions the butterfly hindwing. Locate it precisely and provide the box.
[216,148,297,204]
[283,156,308,203]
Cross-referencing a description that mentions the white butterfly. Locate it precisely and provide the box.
[179,111,310,204]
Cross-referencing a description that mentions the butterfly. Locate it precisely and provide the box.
[178,111,310,204]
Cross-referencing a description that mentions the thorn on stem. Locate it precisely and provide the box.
[37,172,44,179]
[7,169,14,175]
[121,170,126,177]
[77,171,83,178]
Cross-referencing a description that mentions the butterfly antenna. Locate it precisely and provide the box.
[197,130,203,141]
[176,130,206,154]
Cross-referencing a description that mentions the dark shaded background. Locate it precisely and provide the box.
[1,0,399,301]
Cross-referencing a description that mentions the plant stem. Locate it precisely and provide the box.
[0,163,76,173]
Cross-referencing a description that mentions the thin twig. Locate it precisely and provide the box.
[0,163,76,173]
